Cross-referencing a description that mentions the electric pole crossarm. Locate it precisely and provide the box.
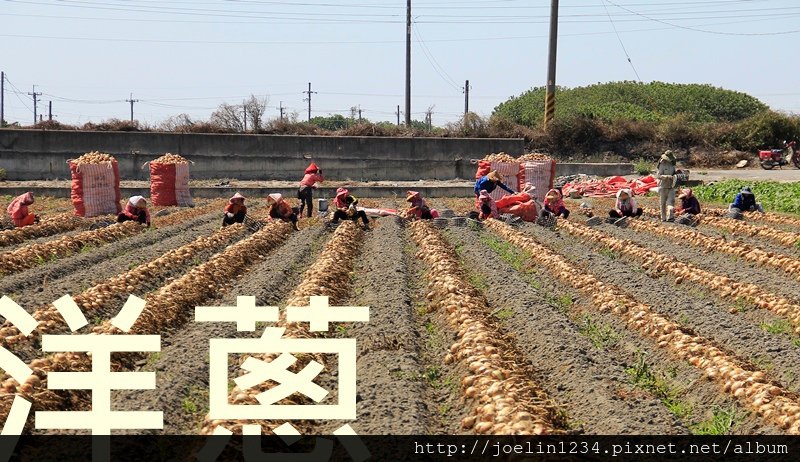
[27,86,42,126]
[302,82,317,122]
[125,93,139,123]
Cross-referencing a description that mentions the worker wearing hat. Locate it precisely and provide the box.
[118,195,151,227]
[656,150,678,222]
[474,170,515,198]
[6,192,40,228]
[729,186,764,213]
[222,192,247,227]
[405,190,435,220]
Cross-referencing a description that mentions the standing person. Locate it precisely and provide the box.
[267,193,300,230]
[222,192,247,227]
[478,190,500,220]
[298,163,323,217]
[656,150,678,222]
[405,190,435,220]
[117,196,151,227]
[539,189,570,220]
[6,192,39,228]
[730,186,764,213]
[474,170,515,198]
[330,187,370,229]
[608,188,643,219]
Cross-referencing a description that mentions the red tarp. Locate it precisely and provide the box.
[562,175,657,198]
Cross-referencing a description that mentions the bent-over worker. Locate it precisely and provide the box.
[267,193,300,230]
[331,188,370,229]
[405,190,434,220]
[730,186,764,213]
[609,189,643,218]
[478,190,500,220]
[6,192,39,228]
[222,192,247,227]
[474,170,514,197]
[540,188,570,220]
[117,195,151,227]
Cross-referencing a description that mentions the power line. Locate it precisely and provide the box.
[601,0,642,81]
[412,20,461,92]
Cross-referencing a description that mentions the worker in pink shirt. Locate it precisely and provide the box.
[297,163,323,217]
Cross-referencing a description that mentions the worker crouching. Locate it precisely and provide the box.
[6,192,40,228]
[222,192,247,227]
[117,196,151,227]
[609,188,643,219]
[405,190,438,221]
[267,193,300,230]
[478,190,499,220]
[331,188,369,230]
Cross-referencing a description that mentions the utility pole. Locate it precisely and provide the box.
[27,85,41,126]
[405,0,412,126]
[358,105,362,122]
[243,102,247,131]
[48,101,52,121]
[279,101,285,121]
[1,71,4,127]
[425,105,433,130]
[463,79,470,116]
[125,93,138,123]
[396,105,400,126]
[544,0,559,129]
[303,82,316,122]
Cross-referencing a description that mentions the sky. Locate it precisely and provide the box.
[1,0,799,127]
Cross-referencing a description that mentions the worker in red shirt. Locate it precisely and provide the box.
[6,192,40,228]
[297,163,323,217]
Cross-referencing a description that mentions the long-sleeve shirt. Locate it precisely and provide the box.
[300,173,324,188]
[680,196,701,215]
[732,193,756,211]
[474,176,514,196]
[656,160,677,189]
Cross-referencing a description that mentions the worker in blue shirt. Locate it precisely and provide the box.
[474,170,515,197]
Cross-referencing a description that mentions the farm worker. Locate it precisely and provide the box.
[331,187,370,229]
[222,192,247,227]
[539,189,570,220]
[117,195,150,227]
[656,150,678,222]
[478,190,500,220]
[6,192,39,228]
[298,163,323,218]
[474,170,515,197]
[609,188,643,219]
[405,190,437,220]
[676,188,701,215]
[729,186,764,213]
[266,193,300,231]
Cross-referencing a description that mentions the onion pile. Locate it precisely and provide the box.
[200,221,364,435]
[0,221,144,277]
[558,220,800,334]
[0,214,92,248]
[483,152,517,163]
[0,221,293,429]
[72,151,116,165]
[628,219,800,283]
[0,224,249,349]
[486,219,800,434]
[151,153,189,164]
[518,153,552,162]
[409,221,561,435]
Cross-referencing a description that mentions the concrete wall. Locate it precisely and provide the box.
[556,163,633,177]
[0,129,525,181]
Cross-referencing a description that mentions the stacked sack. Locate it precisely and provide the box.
[68,152,122,217]
[149,153,194,206]
[474,152,520,201]
[518,153,556,203]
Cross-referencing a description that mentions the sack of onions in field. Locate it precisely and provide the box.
[149,153,194,206]
[475,152,521,201]
[519,154,556,203]
[68,151,122,217]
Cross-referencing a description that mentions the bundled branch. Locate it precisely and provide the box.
[410,221,563,435]
[488,219,800,434]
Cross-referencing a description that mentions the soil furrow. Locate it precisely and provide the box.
[445,226,683,434]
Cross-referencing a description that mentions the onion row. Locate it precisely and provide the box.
[0,224,250,349]
[201,221,364,435]
[703,207,800,229]
[626,219,800,282]
[487,219,800,434]
[0,214,95,248]
[410,221,563,435]
[0,221,294,429]
[558,220,800,333]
